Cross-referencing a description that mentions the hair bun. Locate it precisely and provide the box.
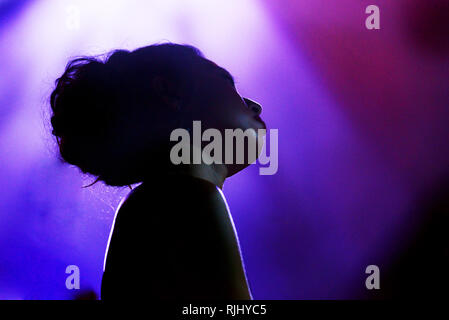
[49,43,204,186]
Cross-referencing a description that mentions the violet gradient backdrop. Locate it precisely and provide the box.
[0,0,448,299]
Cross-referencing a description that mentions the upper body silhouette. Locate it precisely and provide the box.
[49,43,265,300]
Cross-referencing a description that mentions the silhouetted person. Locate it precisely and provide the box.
[49,43,266,300]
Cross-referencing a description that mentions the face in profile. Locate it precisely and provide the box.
[175,57,266,176]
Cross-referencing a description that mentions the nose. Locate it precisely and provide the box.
[243,98,262,116]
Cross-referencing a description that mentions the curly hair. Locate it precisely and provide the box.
[50,43,204,186]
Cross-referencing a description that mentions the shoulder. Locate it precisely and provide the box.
[122,176,223,211]
[114,176,226,234]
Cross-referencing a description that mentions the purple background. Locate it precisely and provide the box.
[0,0,448,299]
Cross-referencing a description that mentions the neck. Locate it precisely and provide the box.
[183,143,228,188]
[143,144,228,188]
[166,144,228,188]
[188,161,227,189]
[161,162,227,188]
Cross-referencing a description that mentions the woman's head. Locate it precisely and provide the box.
[50,43,265,186]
